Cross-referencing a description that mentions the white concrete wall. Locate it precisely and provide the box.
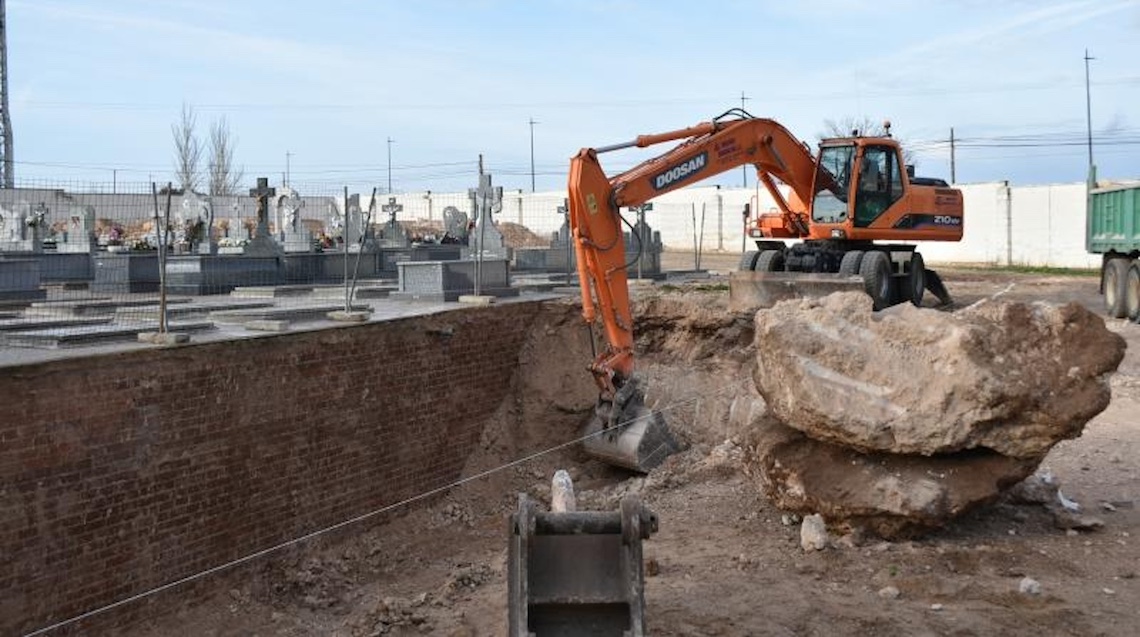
[0,180,1102,268]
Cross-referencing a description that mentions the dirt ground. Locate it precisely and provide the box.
[125,254,1136,637]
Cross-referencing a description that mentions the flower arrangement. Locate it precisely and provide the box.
[218,236,250,248]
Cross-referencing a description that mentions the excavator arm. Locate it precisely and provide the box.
[566,112,823,471]
[568,113,819,394]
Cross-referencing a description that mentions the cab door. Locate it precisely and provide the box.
[853,145,905,228]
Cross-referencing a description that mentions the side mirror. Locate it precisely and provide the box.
[742,203,751,219]
[905,164,915,179]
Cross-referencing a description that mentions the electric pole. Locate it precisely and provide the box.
[529,117,539,193]
[386,137,394,193]
[949,127,956,184]
[1085,48,1094,172]
[0,0,14,188]
[285,151,291,187]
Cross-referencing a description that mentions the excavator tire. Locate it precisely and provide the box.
[860,250,893,310]
[908,252,926,307]
[1104,258,1130,318]
[739,250,760,272]
[756,249,785,272]
[838,250,864,276]
[1126,261,1140,322]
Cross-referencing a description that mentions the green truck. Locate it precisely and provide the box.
[1090,180,1140,320]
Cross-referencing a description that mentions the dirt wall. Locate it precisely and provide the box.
[0,302,544,636]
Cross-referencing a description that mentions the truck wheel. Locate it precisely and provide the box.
[1104,258,1130,318]
[1127,261,1140,322]
[838,250,864,276]
[909,252,926,307]
[738,250,760,272]
[756,249,785,272]
[860,250,893,310]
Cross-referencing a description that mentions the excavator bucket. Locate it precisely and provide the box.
[580,381,680,473]
[728,271,865,312]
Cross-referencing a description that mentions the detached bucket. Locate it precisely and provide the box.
[508,492,658,637]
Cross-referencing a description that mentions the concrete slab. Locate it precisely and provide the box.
[326,310,370,322]
[244,319,291,332]
[309,284,396,300]
[137,331,192,345]
[5,321,214,349]
[116,300,274,321]
[0,316,112,334]
[230,285,316,298]
[208,303,370,325]
[24,297,191,318]
[457,295,496,306]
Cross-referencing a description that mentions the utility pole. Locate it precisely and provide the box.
[285,151,291,187]
[386,137,394,194]
[528,117,539,193]
[1084,49,1095,171]
[949,127,956,184]
[740,91,750,188]
[0,0,13,188]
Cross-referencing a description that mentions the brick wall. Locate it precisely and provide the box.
[0,301,543,636]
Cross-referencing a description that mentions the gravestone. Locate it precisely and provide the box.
[442,206,469,244]
[467,171,507,259]
[57,205,97,254]
[0,202,47,253]
[625,205,663,277]
[379,197,408,248]
[181,191,217,255]
[275,187,313,253]
[243,178,284,257]
[344,194,378,253]
[515,199,575,273]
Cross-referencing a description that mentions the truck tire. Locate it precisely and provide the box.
[908,252,926,307]
[860,250,893,310]
[756,249,785,272]
[838,250,864,276]
[1104,258,1130,318]
[1127,261,1140,322]
[739,250,760,272]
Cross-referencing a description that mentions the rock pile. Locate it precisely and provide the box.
[746,292,1125,538]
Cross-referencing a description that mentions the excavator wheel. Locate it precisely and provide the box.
[908,252,926,307]
[860,250,893,310]
[738,250,760,272]
[1104,258,1130,318]
[838,250,864,276]
[755,249,785,272]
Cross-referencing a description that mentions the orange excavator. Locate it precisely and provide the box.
[566,110,963,472]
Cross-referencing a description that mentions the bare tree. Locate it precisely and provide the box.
[171,103,203,192]
[819,116,914,165]
[208,116,244,196]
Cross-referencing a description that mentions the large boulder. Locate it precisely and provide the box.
[752,293,1125,458]
[747,416,1040,538]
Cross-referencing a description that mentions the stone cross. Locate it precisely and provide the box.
[250,177,276,239]
[467,170,506,258]
[381,197,402,225]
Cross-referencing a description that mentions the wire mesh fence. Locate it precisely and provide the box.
[0,176,762,350]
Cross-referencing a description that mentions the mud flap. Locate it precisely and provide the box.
[580,379,681,473]
[924,268,953,306]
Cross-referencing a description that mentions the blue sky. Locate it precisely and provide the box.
[9,0,1140,193]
